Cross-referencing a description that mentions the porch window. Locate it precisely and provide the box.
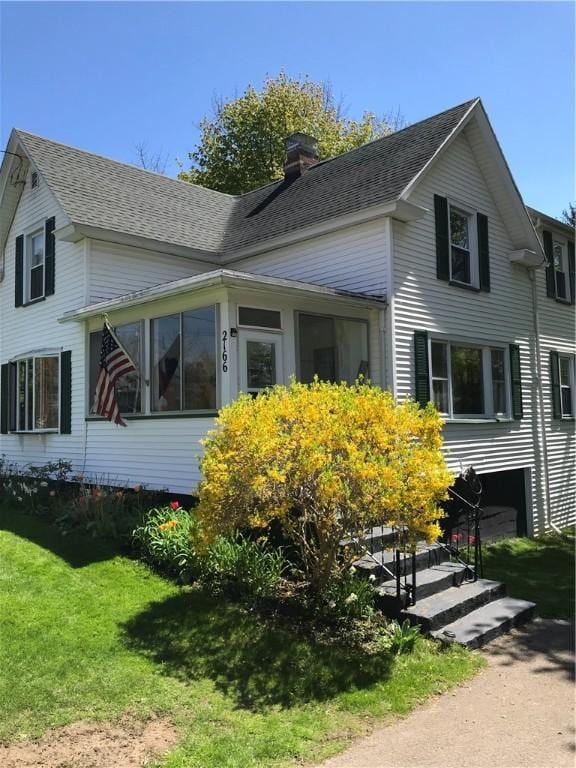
[151,306,217,412]
[297,313,369,384]
[89,322,142,414]
[10,355,59,432]
[430,340,510,418]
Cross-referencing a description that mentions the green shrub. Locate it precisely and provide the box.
[132,502,199,581]
[197,380,451,594]
[323,568,376,620]
[376,619,421,655]
[201,534,287,600]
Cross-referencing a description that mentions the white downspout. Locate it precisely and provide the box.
[528,267,554,531]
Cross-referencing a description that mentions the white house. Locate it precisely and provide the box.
[0,98,574,537]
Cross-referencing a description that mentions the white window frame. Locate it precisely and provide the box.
[558,354,575,418]
[9,352,60,434]
[26,228,45,303]
[552,238,571,303]
[448,201,479,288]
[428,338,511,420]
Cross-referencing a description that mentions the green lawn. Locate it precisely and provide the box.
[0,507,482,767]
[482,530,575,620]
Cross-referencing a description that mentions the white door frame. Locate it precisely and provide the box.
[238,329,284,394]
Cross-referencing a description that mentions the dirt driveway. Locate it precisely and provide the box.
[319,618,575,768]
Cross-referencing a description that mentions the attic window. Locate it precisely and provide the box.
[31,171,39,189]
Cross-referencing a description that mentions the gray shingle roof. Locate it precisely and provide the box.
[15,131,235,254]
[14,99,477,257]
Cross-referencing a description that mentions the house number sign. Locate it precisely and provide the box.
[221,330,228,373]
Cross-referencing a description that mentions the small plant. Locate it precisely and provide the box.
[0,457,72,514]
[377,619,421,655]
[201,533,287,600]
[132,502,199,580]
[56,475,165,543]
[323,567,376,620]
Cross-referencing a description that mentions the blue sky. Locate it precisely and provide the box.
[1,2,573,217]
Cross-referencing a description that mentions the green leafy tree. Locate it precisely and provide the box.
[178,72,401,194]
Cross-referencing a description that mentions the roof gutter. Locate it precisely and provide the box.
[55,222,222,263]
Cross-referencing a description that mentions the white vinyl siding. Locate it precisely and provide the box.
[88,241,212,302]
[393,129,543,530]
[234,219,388,298]
[0,178,86,467]
[534,222,576,529]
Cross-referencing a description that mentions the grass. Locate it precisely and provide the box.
[482,530,575,620]
[0,506,483,767]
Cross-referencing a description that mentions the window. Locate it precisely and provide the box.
[298,313,369,384]
[27,230,45,301]
[31,171,39,189]
[10,355,59,432]
[89,322,142,415]
[552,239,570,302]
[430,340,509,418]
[151,306,217,412]
[238,306,282,329]
[558,355,574,418]
[449,206,474,285]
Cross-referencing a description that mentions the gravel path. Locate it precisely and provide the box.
[319,619,575,768]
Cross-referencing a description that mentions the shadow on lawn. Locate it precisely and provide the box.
[0,507,118,568]
[122,589,393,710]
[482,535,575,621]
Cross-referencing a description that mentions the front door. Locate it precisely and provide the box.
[239,330,283,395]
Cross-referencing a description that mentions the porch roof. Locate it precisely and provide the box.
[58,269,386,323]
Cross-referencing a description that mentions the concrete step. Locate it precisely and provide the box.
[431,597,536,649]
[376,562,470,604]
[354,542,449,580]
[401,578,506,632]
[340,525,397,553]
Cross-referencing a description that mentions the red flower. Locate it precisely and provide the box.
[451,532,463,543]
[170,500,180,510]
[468,535,476,545]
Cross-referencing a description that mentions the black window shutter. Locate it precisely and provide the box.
[477,213,490,291]
[0,363,10,434]
[434,195,450,281]
[509,344,523,419]
[45,217,56,296]
[549,351,561,419]
[60,351,72,434]
[15,235,24,307]
[568,241,575,305]
[542,230,555,298]
[413,331,430,408]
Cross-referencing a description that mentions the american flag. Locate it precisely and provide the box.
[93,322,136,427]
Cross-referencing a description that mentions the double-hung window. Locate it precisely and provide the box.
[551,353,575,419]
[10,355,59,432]
[552,239,570,302]
[449,205,475,286]
[28,230,45,302]
[559,356,574,417]
[430,340,510,418]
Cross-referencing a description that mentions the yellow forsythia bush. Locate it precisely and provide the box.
[197,380,453,592]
